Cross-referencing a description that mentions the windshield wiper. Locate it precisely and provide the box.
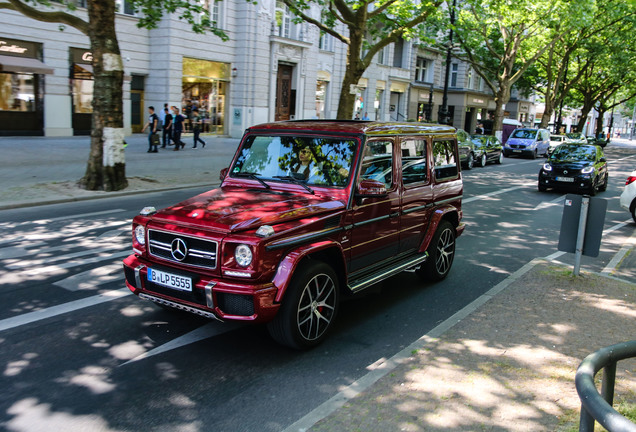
[234,172,271,189]
[273,176,315,194]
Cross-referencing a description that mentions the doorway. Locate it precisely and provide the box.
[130,90,143,133]
[275,64,294,121]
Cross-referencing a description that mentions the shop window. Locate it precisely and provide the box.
[0,73,36,111]
[72,79,93,114]
[182,58,230,134]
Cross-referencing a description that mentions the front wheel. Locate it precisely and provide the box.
[465,153,474,170]
[417,220,456,282]
[267,261,339,349]
[598,173,608,191]
[478,153,487,167]
[496,152,503,164]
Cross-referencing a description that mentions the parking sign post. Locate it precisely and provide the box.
[558,194,607,276]
[573,197,590,275]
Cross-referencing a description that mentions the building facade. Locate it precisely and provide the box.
[0,0,534,138]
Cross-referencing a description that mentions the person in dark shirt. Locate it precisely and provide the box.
[171,106,186,151]
[141,106,159,153]
[162,107,173,148]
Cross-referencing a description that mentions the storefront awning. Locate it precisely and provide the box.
[0,54,54,74]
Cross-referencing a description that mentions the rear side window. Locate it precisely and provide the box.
[433,140,458,180]
[401,139,427,184]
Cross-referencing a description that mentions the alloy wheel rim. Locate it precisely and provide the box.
[435,228,455,275]
[296,273,336,341]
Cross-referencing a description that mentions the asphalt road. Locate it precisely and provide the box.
[0,145,635,432]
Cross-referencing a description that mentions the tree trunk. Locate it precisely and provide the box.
[539,97,555,130]
[492,84,511,141]
[80,0,127,191]
[336,30,366,120]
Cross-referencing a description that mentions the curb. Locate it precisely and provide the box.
[0,182,219,211]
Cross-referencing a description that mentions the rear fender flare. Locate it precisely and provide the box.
[418,207,460,253]
[272,240,345,303]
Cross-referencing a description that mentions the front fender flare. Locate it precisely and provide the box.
[271,240,345,303]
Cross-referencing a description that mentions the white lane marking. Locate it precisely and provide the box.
[463,185,528,203]
[0,288,131,332]
[6,244,128,269]
[54,262,123,291]
[533,194,566,211]
[0,251,130,285]
[121,322,244,366]
[19,209,127,225]
[601,225,636,275]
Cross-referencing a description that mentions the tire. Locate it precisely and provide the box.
[267,261,339,349]
[464,153,474,170]
[530,149,537,159]
[598,173,608,191]
[588,180,597,196]
[495,152,503,164]
[538,182,547,192]
[631,200,636,223]
[478,153,487,167]
[417,220,456,282]
[503,150,510,158]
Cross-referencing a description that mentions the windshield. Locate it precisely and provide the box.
[551,136,563,142]
[230,135,357,188]
[470,135,488,147]
[510,129,538,139]
[550,144,597,162]
[565,133,582,140]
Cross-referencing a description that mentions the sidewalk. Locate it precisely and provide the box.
[0,133,240,209]
[2,134,636,431]
[303,261,636,432]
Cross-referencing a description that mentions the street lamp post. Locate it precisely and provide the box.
[438,0,457,126]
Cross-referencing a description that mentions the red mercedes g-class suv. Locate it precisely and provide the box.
[123,121,464,349]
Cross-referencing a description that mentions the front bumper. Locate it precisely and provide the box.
[538,170,594,191]
[123,254,280,323]
[504,145,534,157]
[620,186,635,211]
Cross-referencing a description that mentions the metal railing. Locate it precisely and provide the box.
[575,340,636,432]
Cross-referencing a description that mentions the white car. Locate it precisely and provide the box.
[548,134,565,154]
[564,132,587,144]
[620,169,636,222]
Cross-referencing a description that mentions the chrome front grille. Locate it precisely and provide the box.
[148,229,218,269]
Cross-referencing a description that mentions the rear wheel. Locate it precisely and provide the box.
[267,261,339,349]
[598,173,608,191]
[417,220,456,282]
[465,153,474,170]
[631,200,636,223]
[496,152,503,164]
[478,153,487,167]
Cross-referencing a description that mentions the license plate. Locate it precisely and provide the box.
[556,176,575,182]
[513,149,522,153]
[147,268,193,292]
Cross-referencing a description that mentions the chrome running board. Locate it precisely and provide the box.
[347,252,428,293]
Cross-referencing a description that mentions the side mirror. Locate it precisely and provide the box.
[355,178,388,198]
[220,167,229,181]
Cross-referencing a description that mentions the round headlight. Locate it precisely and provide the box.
[235,244,253,267]
[134,225,146,245]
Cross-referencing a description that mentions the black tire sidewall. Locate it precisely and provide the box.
[267,260,339,349]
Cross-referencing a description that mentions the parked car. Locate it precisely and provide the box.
[564,132,587,144]
[457,128,476,170]
[470,134,504,166]
[619,169,636,222]
[503,128,550,159]
[538,143,608,195]
[548,134,565,155]
[123,121,465,349]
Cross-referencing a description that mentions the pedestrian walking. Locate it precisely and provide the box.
[172,106,187,151]
[162,107,173,148]
[141,106,159,153]
[191,108,206,149]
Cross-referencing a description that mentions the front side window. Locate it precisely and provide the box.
[359,140,394,188]
[0,73,35,112]
[231,135,357,187]
[401,139,427,184]
[433,140,458,180]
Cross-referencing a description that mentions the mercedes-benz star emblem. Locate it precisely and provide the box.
[564,170,568,174]
[171,238,188,261]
